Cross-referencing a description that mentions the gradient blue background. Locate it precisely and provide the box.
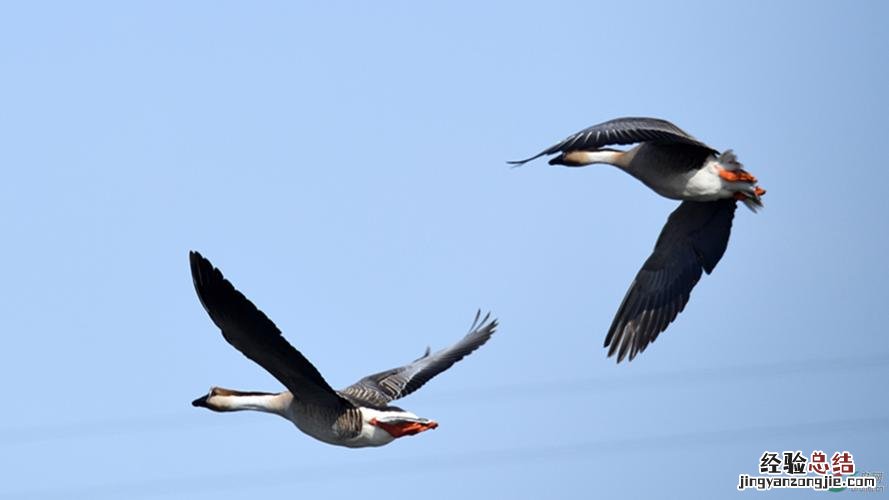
[1,1,886,498]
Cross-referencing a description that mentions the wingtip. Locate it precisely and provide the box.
[188,251,222,301]
[485,317,499,337]
[604,339,626,364]
[189,250,206,269]
[470,309,497,334]
[604,325,635,364]
[189,250,208,275]
[507,151,547,167]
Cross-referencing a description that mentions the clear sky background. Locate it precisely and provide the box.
[1,1,887,498]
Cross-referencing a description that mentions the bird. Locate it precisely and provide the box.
[188,251,498,447]
[509,117,765,362]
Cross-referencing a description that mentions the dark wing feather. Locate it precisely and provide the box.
[190,251,348,408]
[603,200,736,362]
[508,117,716,165]
[340,311,497,408]
[631,142,717,175]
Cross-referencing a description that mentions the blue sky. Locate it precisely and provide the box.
[1,1,887,498]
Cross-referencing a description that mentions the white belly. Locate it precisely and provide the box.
[679,165,727,200]
[341,422,397,448]
[641,162,737,201]
[341,407,421,448]
[285,406,414,448]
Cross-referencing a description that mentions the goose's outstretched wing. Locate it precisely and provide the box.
[509,117,715,166]
[341,311,497,407]
[190,251,348,408]
[604,200,736,362]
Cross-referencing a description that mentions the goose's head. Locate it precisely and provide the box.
[192,387,233,412]
[191,387,278,412]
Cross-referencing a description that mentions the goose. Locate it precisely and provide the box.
[188,251,498,447]
[509,117,765,362]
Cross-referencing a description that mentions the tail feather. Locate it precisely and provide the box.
[718,149,743,170]
[740,185,766,212]
[741,196,763,213]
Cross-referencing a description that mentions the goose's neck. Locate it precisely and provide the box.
[204,389,292,415]
[559,148,634,169]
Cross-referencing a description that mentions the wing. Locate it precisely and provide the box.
[189,251,348,408]
[340,311,498,408]
[604,200,737,362]
[508,117,716,165]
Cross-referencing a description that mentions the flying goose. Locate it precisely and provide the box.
[189,251,498,447]
[509,117,765,362]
